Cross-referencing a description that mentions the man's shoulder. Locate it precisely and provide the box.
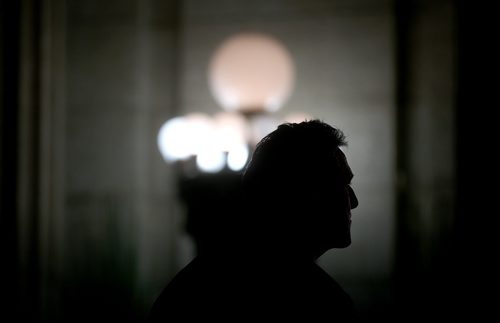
[307,264,357,311]
[146,257,209,321]
[157,256,210,293]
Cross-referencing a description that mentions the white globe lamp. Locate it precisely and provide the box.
[208,32,295,115]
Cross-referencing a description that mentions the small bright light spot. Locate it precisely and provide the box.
[213,112,248,152]
[196,150,226,173]
[227,145,249,171]
[184,113,215,156]
[157,117,191,162]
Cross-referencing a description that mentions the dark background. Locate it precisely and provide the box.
[1,0,494,321]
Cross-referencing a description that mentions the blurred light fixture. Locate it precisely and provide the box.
[158,32,309,173]
[209,32,295,114]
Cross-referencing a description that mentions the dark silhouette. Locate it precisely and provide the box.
[148,119,359,321]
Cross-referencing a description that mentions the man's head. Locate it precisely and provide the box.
[242,120,358,258]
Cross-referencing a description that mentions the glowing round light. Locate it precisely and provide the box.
[157,113,214,162]
[208,32,295,114]
[213,112,248,152]
[227,145,249,171]
[196,150,226,173]
[183,113,215,156]
[157,116,191,161]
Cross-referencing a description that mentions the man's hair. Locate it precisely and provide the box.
[237,119,348,241]
[242,119,347,200]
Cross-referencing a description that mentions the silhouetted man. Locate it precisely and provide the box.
[148,119,359,321]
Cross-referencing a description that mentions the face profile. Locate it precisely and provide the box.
[241,120,359,258]
[305,148,358,254]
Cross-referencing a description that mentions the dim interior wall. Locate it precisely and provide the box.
[407,0,455,272]
[61,0,183,320]
[395,0,456,317]
[13,0,457,321]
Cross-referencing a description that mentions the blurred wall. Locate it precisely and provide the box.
[1,0,459,321]
[62,0,186,320]
[394,0,456,317]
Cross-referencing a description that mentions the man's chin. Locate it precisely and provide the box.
[318,237,351,255]
[332,236,352,249]
[338,240,351,248]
